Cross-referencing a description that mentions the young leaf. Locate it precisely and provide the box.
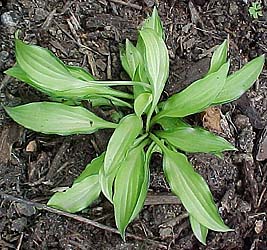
[163,148,231,232]
[142,6,164,39]
[207,40,228,75]
[120,39,147,97]
[213,55,265,105]
[4,102,117,135]
[99,165,117,203]
[189,215,208,245]
[153,62,229,121]
[139,28,169,113]
[104,114,142,174]
[134,92,153,117]
[74,153,104,184]
[47,174,100,213]
[156,127,236,153]
[113,142,149,238]
[120,39,142,80]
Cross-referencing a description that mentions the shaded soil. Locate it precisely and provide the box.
[0,0,267,249]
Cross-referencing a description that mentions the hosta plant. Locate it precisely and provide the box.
[4,8,264,245]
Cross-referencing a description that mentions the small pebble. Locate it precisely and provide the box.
[11,217,27,232]
[0,51,9,62]
[1,11,17,27]
[26,140,37,152]
[255,220,263,234]
[16,203,36,217]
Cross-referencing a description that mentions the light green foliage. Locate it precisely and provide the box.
[189,215,208,245]
[156,127,236,153]
[249,2,263,19]
[4,102,117,135]
[113,142,149,238]
[4,7,264,245]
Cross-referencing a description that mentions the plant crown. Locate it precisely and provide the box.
[4,7,264,245]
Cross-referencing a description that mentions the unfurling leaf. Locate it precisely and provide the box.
[156,127,236,153]
[213,55,265,105]
[189,215,208,245]
[120,39,142,80]
[5,102,117,135]
[163,148,231,232]
[47,175,100,213]
[139,28,169,113]
[134,92,153,117]
[99,165,117,203]
[154,62,229,121]
[104,114,142,174]
[207,40,228,75]
[142,6,164,39]
[120,39,147,97]
[113,141,149,238]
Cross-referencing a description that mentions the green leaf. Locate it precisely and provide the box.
[120,39,142,80]
[155,117,191,130]
[207,40,228,75]
[15,38,88,90]
[213,55,265,105]
[139,28,169,112]
[13,38,135,100]
[66,65,95,81]
[104,114,142,174]
[154,61,229,120]
[5,64,34,85]
[156,127,236,153]
[74,153,104,184]
[163,148,231,232]
[113,142,149,238]
[120,39,147,97]
[5,102,117,135]
[89,96,132,108]
[47,174,100,213]
[189,215,208,245]
[142,7,164,39]
[134,92,153,117]
[99,165,117,203]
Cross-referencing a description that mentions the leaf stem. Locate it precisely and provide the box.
[149,133,167,152]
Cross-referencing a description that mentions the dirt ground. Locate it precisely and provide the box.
[0,0,267,249]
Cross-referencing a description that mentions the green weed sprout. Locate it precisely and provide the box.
[4,7,264,245]
[249,2,263,19]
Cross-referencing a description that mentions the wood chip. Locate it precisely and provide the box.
[26,140,37,152]
[201,106,222,133]
[256,126,267,161]
[0,124,23,164]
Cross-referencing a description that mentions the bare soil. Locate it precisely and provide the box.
[0,0,266,249]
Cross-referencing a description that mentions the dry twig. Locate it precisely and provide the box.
[0,192,167,249]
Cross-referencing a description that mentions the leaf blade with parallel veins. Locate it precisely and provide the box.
[213,55,265,105]
[113,142,148,238]
[189,215,208,245]
[4,102,117,135]
[163,148,231,232]
[104,114,143,174]
[154,61,229,120]
[156,127,236,153]
[47,174,100,213]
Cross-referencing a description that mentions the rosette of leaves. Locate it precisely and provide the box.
[4,7,264,245]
